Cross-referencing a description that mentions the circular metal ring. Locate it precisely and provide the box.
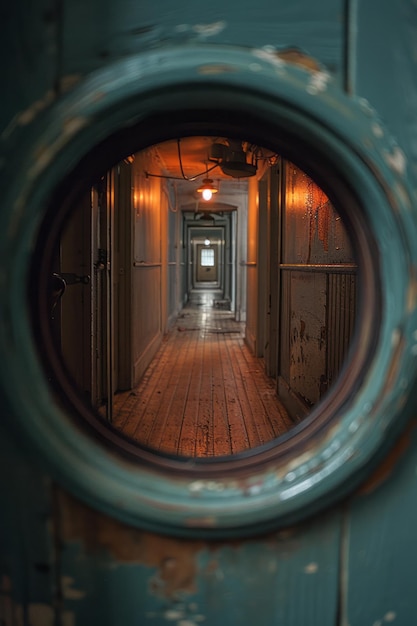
[1,45,416,537]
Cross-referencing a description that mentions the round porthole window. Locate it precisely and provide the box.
[1,46,416,538]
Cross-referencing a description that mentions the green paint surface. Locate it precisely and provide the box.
[2,1,417,625]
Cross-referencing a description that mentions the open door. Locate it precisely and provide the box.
[90,174,115,421]
[57,191,92,406]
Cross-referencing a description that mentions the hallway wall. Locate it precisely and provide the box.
[131,152,165,384]
[278,162,357,413]
[245,177,260,355]
[130,151,184,385]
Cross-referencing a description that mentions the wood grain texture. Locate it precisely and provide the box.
[112,295,294,457]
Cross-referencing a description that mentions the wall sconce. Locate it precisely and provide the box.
[197,178,218,201]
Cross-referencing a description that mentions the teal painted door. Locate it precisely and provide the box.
[1,2,417,625]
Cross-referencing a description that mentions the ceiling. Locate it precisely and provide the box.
[148,136,277,199]
[155,137,227,180]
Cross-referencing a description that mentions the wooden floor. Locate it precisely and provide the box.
[112,291,294,458]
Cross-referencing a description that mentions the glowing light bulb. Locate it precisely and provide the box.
[202,188,213,201]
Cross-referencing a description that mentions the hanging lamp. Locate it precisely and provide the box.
[197,177,218,201]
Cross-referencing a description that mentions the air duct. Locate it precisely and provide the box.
[209,141,257,178]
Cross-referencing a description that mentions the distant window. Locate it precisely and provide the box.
[201,247,215,267]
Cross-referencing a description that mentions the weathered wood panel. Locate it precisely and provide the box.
[113,301,292,456]
[285,270,327,407]
[54,488,343,626]
[60,0,345,82]
[279,163,357,411]
[131,153,164,385]
[341,424,417,625]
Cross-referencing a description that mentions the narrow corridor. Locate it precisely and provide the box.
[112,292,295,457]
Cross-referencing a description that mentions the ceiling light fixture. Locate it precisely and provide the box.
[197,178,218,201]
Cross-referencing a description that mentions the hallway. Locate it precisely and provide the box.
[112,292,295,457]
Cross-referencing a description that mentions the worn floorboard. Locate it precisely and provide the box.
[112,292,294,457]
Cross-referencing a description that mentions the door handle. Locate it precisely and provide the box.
[60,272,91,285]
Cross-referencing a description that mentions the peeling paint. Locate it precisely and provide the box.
[197,64,237,75]
[164,608,185,620]
[188,480,228,493]
[406,267,417,314]
[358,421,416,494]
[252,45,324,78]
[191,21,226,37]
[357,96,375,117]
[247,483,262,495]
[17,90,55,126]
[252,46,286,72]
[371,122,384,138]
[392,180,412,211]
[382,330,406,395]
[58,491,202,598]
[147,601,205,624]
[27,116,89,181]
[60,74,82,93]
[283,432,344,487]
[1,90,56,140]
[306,70,331,95]
[384,146,407,177]
[362,402,373,415]
[276,48,322,72]
[304,562,319,574]
[280,445,356,500]
[285,471,297,483]
[373,611,397,625]
[348,420,360,434]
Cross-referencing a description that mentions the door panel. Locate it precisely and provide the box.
[196,243,218,283]
[59,192,92,398]
[3,3,417,626]
[277,162,357,415]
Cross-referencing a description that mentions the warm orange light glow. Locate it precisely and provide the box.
[202,188,213,201]
[197,177,218,201]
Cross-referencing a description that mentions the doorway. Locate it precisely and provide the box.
[195,241,220,286]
